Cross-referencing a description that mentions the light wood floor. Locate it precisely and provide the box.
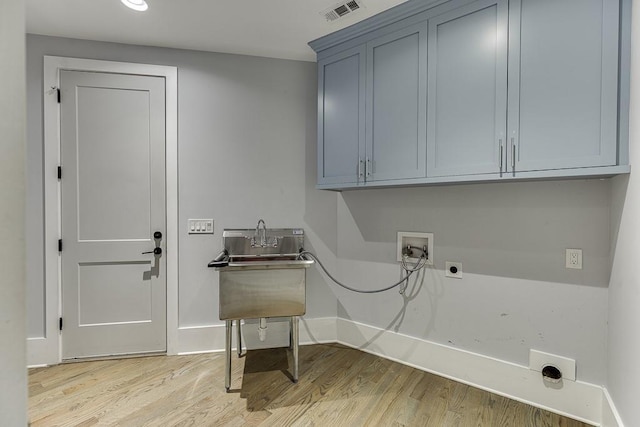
[29,344,588,426]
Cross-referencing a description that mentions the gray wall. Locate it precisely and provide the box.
[608,1,640,424]
[0,0,28,424]
[26,35,338,336]
[334,180,610,385]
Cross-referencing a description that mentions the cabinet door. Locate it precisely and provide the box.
[508,0,619,172]
[427,0,508,178]
[318,46,366,185]
[365,22,427,182]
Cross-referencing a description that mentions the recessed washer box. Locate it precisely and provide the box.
[396,232,433,265]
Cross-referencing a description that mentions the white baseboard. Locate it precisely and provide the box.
[27,336,57,368]
[175,317,337,355]
[336,318,602,426]
[601,388,624,427]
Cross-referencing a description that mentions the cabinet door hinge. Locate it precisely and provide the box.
[57,166,62,180]
[58,239,63,252]
[59,317,63,331]
[57,88,61,103]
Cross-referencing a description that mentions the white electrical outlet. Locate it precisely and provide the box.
[445,261,462,279]
[188,219,214,234]
[565,248,582,269]
[529,349,576,381]
[397,232,434,265]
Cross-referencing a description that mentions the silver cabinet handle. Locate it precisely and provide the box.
[499,139,503,171]
[358,159,364,178]
[511,137,516,169]
[366,158,371,177]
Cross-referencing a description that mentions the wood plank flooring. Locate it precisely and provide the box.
[29,344,589,426]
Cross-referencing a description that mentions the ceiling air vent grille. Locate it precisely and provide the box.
[346,1,360,11]
[321,0,365,22]
[335,4,350,16]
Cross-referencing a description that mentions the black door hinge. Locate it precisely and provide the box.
[59,317,63,331]
[57,166,62,180]
[57,88,61,103]
[58,239,63,252]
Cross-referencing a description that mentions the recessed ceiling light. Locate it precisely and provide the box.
[121,0,148,12]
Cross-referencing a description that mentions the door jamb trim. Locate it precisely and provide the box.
[35,56,178,365]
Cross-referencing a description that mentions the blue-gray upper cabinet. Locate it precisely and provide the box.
[426,0,508,178]
[310,0,628,189]
[365,22,428,182]
[317,45,366,186]
[507,0,619,172]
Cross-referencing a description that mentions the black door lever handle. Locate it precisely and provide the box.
[142,247,162,255]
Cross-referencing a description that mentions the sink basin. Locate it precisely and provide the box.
[210,228,313,320]
[217,261,311,320]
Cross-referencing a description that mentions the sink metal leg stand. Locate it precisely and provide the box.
[292,315,299,383]
[237,319,243,357]
[288,317,293,350]
[225,319,232,392]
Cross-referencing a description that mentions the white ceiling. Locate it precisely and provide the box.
[26,0,408,62]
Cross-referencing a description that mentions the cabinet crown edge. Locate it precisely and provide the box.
[309,0,448,54]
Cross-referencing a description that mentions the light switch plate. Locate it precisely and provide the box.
[188,219,214,234]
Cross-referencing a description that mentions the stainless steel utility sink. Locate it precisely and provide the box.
[208,223,313,391]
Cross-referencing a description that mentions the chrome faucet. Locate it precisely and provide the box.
[250,219,280,248]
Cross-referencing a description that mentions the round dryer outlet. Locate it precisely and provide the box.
[445,261,462,279]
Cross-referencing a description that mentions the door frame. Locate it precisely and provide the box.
[31,56,178,366]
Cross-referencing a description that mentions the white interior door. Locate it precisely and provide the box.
[60,70,167,359]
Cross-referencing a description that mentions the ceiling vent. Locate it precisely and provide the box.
[322,0,365,22]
